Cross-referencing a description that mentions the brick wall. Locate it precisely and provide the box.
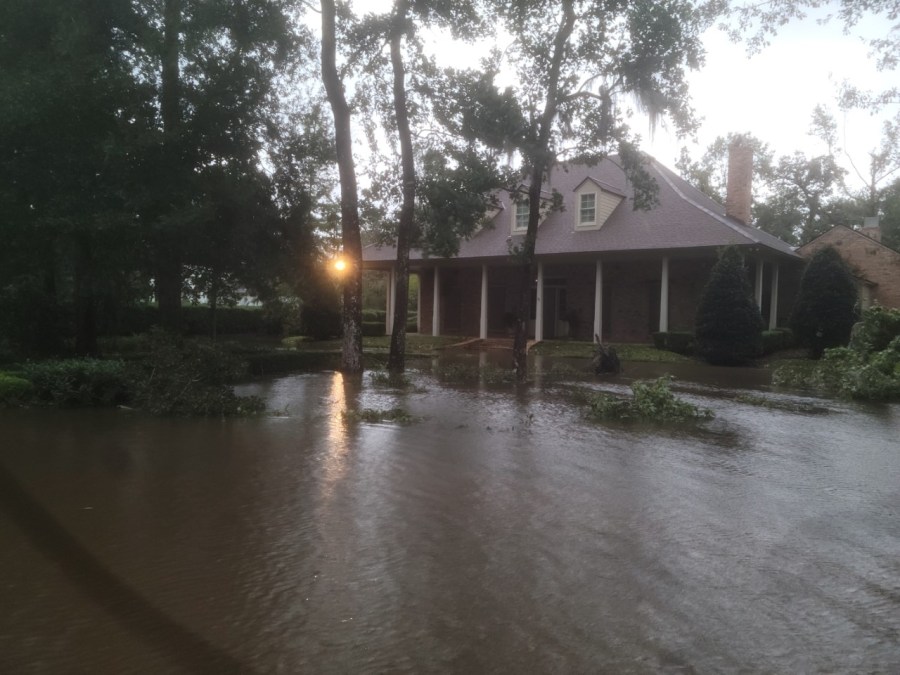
[799,226,900,309]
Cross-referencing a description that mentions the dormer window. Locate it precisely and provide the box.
[573,178,624,231]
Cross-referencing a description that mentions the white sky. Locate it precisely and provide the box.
[641,6,897,183]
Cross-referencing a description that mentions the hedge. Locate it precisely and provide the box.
[651,331,695,355]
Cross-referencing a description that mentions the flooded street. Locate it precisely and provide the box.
[1,358,899,673]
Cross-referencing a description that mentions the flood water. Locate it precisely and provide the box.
[1,354,899,673]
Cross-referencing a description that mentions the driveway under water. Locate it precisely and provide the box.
[1,355,898,673]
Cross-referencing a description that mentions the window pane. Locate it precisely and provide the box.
[516,201,529,230]
[579,193,596,223]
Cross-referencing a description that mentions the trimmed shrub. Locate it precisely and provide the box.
[694,247,764,365]
[300,305,341,341]
[0,373,34,406]
[21,359,130,407]
[652,331,694,355]
[362,321,385,337]
[762,330,787,354]
[362,309,387,323]
[790,246,859,358]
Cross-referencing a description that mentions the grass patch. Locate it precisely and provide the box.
[342,407,417,425]
[531,340,691,363]
[0,372,34,406]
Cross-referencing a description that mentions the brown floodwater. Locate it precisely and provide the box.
[1,355,898,673]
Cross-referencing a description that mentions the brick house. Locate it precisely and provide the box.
[797,223,900,309]
[363,149,803,343]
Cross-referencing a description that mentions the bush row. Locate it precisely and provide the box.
[773,307,900,400]
[652,327,795,358]
[3,334,265,415]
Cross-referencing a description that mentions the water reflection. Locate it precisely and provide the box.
[1,360,899,673]
[322,371,353,503]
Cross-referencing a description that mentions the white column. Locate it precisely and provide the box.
[659,256,669,333]
[769,263,780,330]
[431,266,440,336]
[755,259,764,310]
[479,265,488,339]
[535,261,545,342]
[593,258,603,340]
[386,268,396,335]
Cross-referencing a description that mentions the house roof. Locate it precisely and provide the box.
[798,224,900,257]
[363,156,801,264]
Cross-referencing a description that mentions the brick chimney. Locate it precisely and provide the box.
[861,216,882,242]
[726,137,753,226]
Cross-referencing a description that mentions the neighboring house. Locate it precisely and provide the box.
[363,147,803,343]
[797,223,900,310]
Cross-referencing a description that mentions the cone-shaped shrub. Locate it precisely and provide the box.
[790,246,858,358]
[695,246,764,365]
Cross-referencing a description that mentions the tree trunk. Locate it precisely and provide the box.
[155,252,182,331]
[511,0,576,381]
[387,0,415,374]
[209,276,218,341]
[73,234,98,357]
[321,0,364,374]
[157,0,183,332]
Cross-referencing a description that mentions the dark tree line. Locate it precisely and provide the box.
[0,0,330,357]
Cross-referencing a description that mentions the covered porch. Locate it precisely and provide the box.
[368,249,795,344]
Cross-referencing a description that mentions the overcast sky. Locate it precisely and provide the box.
[642,5,896,184]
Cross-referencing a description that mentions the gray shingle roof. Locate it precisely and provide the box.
[363,157,800,263]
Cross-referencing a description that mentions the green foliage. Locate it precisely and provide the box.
[585,377,712,422]
[131,332,264,416]
[362,322,386,337]
[0,373,34,406]
[695,247,764,365]
[652,331,695,355]
[761,328,795,355]
[21,359,130,407]
[300,305,341,341]
[774,307,900,400]
[848,306,900,357]
[790,246,859,358]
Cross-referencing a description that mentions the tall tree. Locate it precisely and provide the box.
[491,0,717,380]
[676,133,772,203]
[321,0,364,373]
[326,1,498,374]
[0,0,144,355]
[385,0,417,374]
[755,151,846,245]
[129,0,298,331]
